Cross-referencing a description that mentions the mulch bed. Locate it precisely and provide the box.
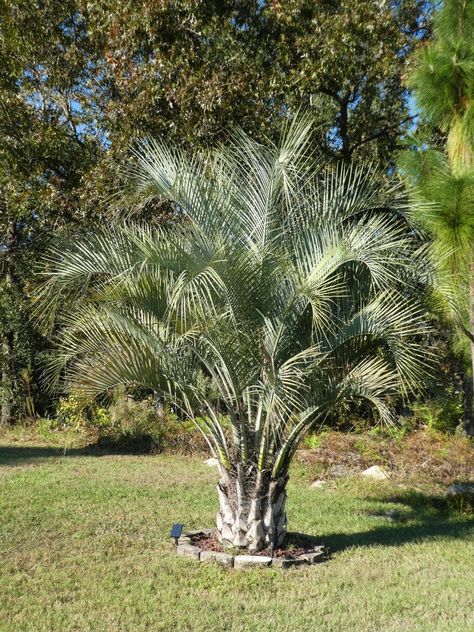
[191,531,324,558]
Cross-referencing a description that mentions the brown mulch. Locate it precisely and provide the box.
[191,531,324,558]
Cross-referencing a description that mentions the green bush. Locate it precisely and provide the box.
[96,397,208,454]
[301,434,322,449]
[55,394,110,430]
[411,393,463,434]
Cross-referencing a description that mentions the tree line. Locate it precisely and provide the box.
[2,0,473,435]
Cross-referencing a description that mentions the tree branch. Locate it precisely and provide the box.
[353,115,416,150]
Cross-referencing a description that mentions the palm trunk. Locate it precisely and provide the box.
[215,466,288,552]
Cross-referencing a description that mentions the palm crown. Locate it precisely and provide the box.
[40,116,429,550]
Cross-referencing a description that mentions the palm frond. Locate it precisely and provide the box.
[40,114,431,476]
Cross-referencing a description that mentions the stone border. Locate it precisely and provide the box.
[175,529,326,569]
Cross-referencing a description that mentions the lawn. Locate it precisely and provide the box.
[0,436,473,632]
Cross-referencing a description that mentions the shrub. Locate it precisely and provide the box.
[301,434,322,450]
[96,397,208,454]
[410,392,463,434]
[55,395,86,429]
[55,394,110,430]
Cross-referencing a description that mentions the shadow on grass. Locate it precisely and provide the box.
[325,491,474,552]
[0,444,112,467]
[325,517,473,553]
[0,433,200,465]
[1,445,472,553]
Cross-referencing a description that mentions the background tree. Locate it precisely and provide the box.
[0,0,433,423]
[39,119,431,550]
[0,1,101,423]
[399,0,474,434]
[260,0,432,164]
[82,0,431,165]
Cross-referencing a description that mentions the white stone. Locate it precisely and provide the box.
[176,544,201,559]
[272,557,308,569]
[311,479,327,488]
[300,550,325,564]
[447,482,474,497]
[361,465,389,480]
[234,555,272,568]
[200,550,234,567]
[205,457,219,467]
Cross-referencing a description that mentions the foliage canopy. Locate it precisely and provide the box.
[39,117,432,548]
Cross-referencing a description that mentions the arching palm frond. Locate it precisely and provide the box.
[38,115,431,550]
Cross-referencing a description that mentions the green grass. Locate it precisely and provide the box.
[0,440,473,632]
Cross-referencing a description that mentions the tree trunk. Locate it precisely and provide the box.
[339,94,352,163]
[463,372,473,436]
[1,337,12,426]
[1,220,17,426]
[464,266,474,436]
[215,466,288,552]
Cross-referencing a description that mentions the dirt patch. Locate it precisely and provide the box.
[296,429,474,491]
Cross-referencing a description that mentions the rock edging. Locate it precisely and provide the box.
[175,529,326,569]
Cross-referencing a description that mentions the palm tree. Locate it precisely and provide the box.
[401,0,474,434]
[39,116,429,551]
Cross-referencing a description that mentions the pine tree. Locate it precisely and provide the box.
[401,0,474,434]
